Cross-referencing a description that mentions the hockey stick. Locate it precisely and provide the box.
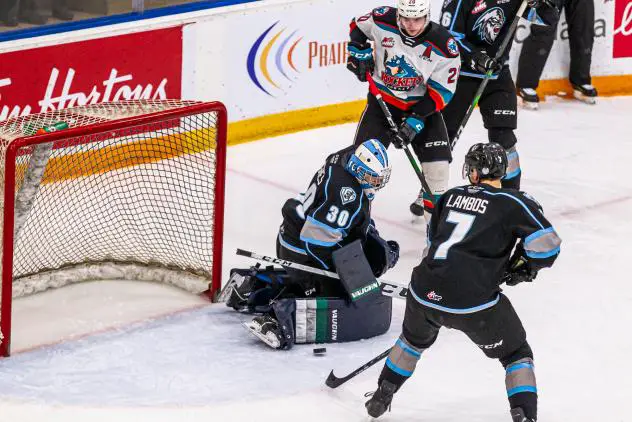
[365,72,433,196]
[235,249,409,300]
[325,347,391,388]
[451,0,530,149]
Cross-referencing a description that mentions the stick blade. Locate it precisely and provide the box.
[325,370,343,389]
[235,248,249,257]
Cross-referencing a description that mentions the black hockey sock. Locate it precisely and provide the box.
[509,392,538,420]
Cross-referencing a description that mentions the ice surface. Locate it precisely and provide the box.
[0,96,630,421]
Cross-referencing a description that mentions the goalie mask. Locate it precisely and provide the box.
[463,142,508,182]
[346,139,391,199]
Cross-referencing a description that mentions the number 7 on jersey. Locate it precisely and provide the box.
[434,211,476,259]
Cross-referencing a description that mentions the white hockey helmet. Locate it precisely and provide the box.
[397,0,431,18]
[346,139,391,195]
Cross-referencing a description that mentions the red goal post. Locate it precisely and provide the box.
[0,100,227,357]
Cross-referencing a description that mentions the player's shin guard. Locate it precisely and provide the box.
[417,161,449,224]
[379,335,424,389]
[367,335,424,418]
[505,358,538,421]
[502,146,521,190]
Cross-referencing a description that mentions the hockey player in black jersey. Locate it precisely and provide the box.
[223,139,399,350]
[440,0,558,190]
[347,0,461,223]
[365,142,561,421]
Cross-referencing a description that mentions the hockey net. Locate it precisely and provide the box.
[0,100,227,356]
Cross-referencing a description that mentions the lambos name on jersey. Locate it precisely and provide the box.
[445,193,489,214]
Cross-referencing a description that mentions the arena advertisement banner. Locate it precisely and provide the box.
[183,0,387,121]
[0,27,183,122]
[614,0,632,58]
[0,0,630,127]
[186,0,631,123]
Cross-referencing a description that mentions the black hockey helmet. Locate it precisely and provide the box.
[463,142,507,181]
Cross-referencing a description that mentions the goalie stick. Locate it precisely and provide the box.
[234,249,409,300]
[325,348,391,388]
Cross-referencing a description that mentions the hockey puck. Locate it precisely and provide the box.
[313,347,327,355]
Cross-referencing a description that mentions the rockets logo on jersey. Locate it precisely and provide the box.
[473,7,505,44]
[381,54,424,92]
[382,37,395,48]
[446,38,459,57]
[340,187,357,205]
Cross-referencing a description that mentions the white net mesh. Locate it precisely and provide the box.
[0,100,222,298]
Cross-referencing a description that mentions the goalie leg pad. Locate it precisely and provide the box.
[294,295,392,344]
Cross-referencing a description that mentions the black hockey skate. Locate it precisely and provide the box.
[410,189,424,220]
[518,88,539,110]
[243,315,285,349]
[572,83,597,105]
[365,380,397,418]
[510,407,536,422]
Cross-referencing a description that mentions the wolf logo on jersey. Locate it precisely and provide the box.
[473,7,505,44]
[382,55,425,92]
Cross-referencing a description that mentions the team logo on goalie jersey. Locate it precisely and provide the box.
[381,55,424,92]
[473,7,505,44]
[340,187,357,205]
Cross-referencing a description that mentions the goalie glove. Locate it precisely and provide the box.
[501,244,538,286]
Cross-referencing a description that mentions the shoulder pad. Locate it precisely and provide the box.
[372,6,394,17]
[425,23,460,57]
[371,6,397,24]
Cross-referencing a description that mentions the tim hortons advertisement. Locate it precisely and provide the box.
[614,0,632,58]
[0,27,183,122]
